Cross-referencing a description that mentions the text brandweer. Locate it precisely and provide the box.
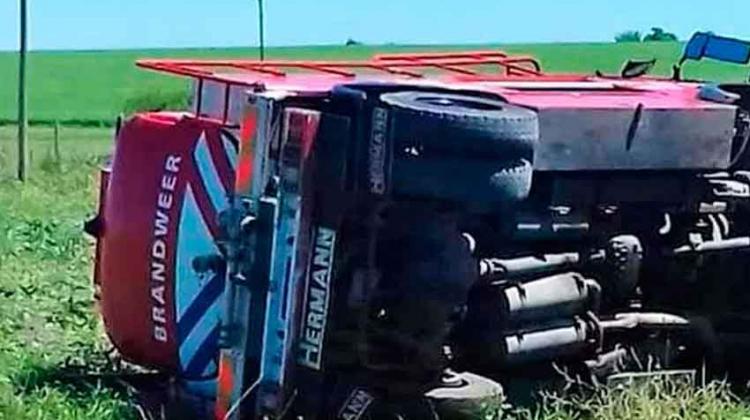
[150,155,181,343]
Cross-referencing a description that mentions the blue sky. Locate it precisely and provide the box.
[1,0,749,51]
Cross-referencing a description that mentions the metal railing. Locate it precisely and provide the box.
[136,50,544,85]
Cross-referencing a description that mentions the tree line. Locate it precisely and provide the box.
[615,27,678,43]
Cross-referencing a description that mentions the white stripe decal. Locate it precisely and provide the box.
[175,185,222,319]
[221,132,238,171]
[194,131,228,212]
[175,185,224,367]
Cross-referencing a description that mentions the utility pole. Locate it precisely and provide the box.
[258,0,265,61]
[17,0,28,182]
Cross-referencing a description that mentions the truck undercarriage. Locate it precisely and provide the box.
[87,44,750,419]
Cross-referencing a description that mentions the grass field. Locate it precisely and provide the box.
[0,126,134,419]
[1,41,750,124]
[2,127,750,419]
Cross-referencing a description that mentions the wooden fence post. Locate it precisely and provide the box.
[53,120,61,163]
[115,113,123,138]
[17,0,29,181]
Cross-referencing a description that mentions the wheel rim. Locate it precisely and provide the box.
[414,95,504,111]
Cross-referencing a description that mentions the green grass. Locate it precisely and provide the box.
[2,127,750,419]
[1,42,749,124]
[0,126,134,419]
[503,379,750,420]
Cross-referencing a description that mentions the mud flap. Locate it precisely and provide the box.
[89,161,111,304]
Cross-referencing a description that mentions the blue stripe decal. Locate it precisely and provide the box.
[221,132,238,171]
[175,185,222,319]
[260,185,301,388]
[179,295,223,372]
[194,131,228,212]
[175,184,225,371]
[202,360,217,377]
[183,324,221,378]
[177,271,224,343]
[182,376,218,398]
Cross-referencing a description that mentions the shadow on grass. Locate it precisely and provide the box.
[9,361,213,420]
[7,359,171,419]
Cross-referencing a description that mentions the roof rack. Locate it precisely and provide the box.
[136,50,544,85]
[137,51,545,124]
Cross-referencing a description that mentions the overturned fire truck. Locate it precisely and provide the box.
[87,33,750,419]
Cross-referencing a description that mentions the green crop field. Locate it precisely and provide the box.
[0,126,132,419]
[3,43,750,419]
[0,42,749,125]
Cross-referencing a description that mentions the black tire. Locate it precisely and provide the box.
[392,157,533,204]
[380,91,538,161]
[359,208,477,392]
[425,371,504,420]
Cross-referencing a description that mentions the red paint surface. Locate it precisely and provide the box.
[210,76,720,110]
[235,108,258,195]
[138,52,726,113]
[214,354,234,420]
[97,113,230,370]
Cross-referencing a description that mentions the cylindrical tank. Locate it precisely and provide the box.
[501,318,597,365]
[499,272,601,324]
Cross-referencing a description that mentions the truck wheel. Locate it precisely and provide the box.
[380,91,537,204]
[323,371,502,420]
[392,157,533,203]
[380,91,537,161]
[425,371,505,420]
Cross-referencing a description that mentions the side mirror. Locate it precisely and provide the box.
[620,59,657,79]
[594,59,656,79]
[682,32,750,65]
